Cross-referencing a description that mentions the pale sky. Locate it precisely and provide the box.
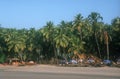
[0,0,120,29]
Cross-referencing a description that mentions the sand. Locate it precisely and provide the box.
[0,64,120,76]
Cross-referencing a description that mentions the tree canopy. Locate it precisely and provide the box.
[0,12,120,64]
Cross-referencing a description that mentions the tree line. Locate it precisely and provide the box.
[0,12,120,64]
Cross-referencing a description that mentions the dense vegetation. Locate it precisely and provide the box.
[0,12,120,64]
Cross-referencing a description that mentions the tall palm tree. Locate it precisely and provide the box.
[110,17,120,59]
[34,30,43,63]
[88,12,103,58]
[104,31,109,60]
[40,21,55,62]
[54,23,70,59]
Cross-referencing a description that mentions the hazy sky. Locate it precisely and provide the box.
[0,0,120,29]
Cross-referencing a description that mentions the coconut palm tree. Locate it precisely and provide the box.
[68,36,85,59]
[88,12,103,58]
[40,21,56,63]
[53,21,72,59]
[110,17,120,59]
[73,14,84,41]
[103,31,109,60]
[40,21,54,42]
[7,29,26,61]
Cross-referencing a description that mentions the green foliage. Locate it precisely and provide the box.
[0,12,119,63]
[0,53,5,63]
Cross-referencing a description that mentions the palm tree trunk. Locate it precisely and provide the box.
[95,34,101,58]
[54,47,59,64]
[104,31,109,60]
[106,42,109,60]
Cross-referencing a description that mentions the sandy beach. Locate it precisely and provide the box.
[0,64,120,77]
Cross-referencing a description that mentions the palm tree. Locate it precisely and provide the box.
[34,30,43,63]
[26,28,36,52]
[0,27,7,63]
[104,31,109,60]
[0,28,6,53]
[40,21,55,63]
[40,21,54,42]
[110,17,120,59]
[68,36,85,59]
[73,14,84,40]
[54,28,70,48]
[25,28,41,61]
[88,12,103,58]
[6,29,26,61]
[0,28,27,63]
[53,21,71,59]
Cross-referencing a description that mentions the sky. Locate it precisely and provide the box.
[0,0,120,29]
